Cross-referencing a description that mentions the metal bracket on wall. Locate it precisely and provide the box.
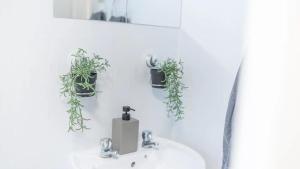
[146,55,159,68]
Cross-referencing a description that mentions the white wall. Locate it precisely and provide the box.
[0,1,245,169]
[172,0,246,169]
[0,1,179,169]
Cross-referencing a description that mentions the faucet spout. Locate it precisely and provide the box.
[142,141,159,149]
[100,138,119,159]
[101,150,119,159]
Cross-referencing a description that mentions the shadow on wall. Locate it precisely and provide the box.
[170,0,246,168]
[171,31,235,169]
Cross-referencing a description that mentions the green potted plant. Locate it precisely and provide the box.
[160,58,186,121]
[60,48,110,132]
[148,57,186,120]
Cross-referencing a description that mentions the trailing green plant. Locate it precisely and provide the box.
[160,58,186,121]
[60,48,110,132]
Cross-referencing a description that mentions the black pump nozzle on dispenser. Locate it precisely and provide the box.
[122,106,135,121]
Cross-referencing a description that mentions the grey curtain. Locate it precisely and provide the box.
[222,68,240,169]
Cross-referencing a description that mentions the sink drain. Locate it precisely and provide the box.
[131,162,136,168]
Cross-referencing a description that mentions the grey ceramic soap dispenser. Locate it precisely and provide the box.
[112,106,139,155]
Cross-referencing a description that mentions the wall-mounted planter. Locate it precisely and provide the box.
[60,48,110,132]
[146,55,186,120]
[75,72,97,97]
[150,68,166,88]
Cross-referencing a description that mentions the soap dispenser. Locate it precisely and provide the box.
[112,106,139,155]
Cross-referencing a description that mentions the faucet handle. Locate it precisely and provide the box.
[100,138,112,152]
[142,130,153,142]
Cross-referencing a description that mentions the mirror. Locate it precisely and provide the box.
[53,0,182,28]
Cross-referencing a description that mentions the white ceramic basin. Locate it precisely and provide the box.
[70,137,205,169]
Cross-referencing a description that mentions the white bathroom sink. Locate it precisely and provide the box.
[70,137,205,169]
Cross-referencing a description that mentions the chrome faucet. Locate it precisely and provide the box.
[142,130,159,149]
[100,138,119,159]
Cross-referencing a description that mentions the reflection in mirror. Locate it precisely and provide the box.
[53,0,182,28]
[127,0,181,27]
[90,0,129,23]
